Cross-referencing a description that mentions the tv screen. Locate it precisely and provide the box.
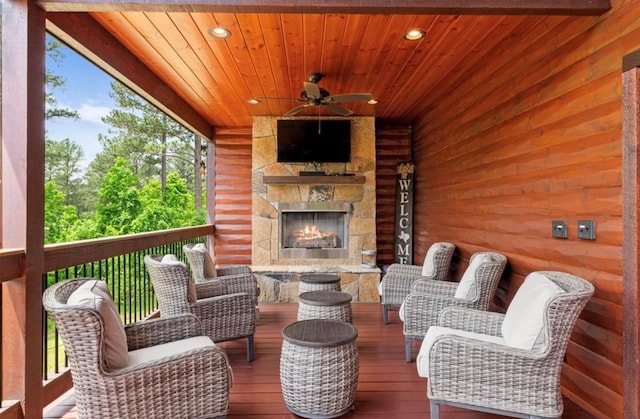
[277,119,351,163]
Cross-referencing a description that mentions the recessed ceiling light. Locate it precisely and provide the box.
[367,99,378,105]
[209,27,231,39]
[404,29,426,41]
[247,98,260,104]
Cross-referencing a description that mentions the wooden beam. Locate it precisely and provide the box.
[1,0,46,416]
[622,64,640,419]
[45,12,214,140]
[37,0,611,15]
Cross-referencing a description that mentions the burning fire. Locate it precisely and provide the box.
[301,224,324,239]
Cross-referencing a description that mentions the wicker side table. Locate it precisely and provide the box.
[298,290,353,323]
[299,273,341,294]
[280,319,359,418]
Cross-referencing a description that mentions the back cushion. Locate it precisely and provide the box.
[161,254,197,303]
[193,243,217,278]
[501,272,565,353]
[68,280,129,369]
[454,253,491,301]
[421,243,441,277]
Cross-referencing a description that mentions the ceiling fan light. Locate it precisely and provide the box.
[404,29,426,41]
[367,99,378,105]
[247,98,260,104]
[209,27,231,39]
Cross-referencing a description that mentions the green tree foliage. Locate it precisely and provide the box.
[44,181,79,244]
[96,158,142,236]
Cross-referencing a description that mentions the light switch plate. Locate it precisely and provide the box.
[552,220,567,239]
[577,220,596,240]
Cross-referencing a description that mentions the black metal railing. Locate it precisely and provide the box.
[42,237,205,380]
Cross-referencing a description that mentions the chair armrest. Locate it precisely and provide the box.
[427,334,546,404]
[216,265,252,276]
[195,280,228,299]
[438,306,504,336]
[410,278,457,295]
[402,293,460,337]
[385,263,422,276]
[125,314,202,350]
[379,273,422,305]
[192,293,256,342]
[217,273,259,299]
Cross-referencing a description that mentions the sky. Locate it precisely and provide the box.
[46,37,115,167]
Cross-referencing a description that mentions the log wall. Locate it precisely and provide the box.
[212,128,253,266]
[410,1,639,417]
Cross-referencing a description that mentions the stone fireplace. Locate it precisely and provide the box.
[251,116,380,302]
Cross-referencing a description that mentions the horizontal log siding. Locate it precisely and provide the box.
[375,125,412,267]
[213,129,253,266]
[410,2,639,418]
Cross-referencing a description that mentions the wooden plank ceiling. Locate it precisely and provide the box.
[40,1,610,130]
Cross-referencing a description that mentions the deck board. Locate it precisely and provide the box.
[44,303,595,418]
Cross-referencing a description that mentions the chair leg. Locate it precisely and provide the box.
[405,336,413,362]
[430,400,440,419]
[383,304,389,324]
[247,335,254,362]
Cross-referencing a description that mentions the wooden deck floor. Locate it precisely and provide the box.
[45,302,595,418]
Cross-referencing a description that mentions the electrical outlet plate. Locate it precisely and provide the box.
[577,220,596,240]
[552,220,567,239]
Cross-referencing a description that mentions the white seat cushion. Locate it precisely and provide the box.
[501,272,565,353]
[68,280,129,370]
[126,336,214,367]
[454,253,491,301]
[416,325,506,378]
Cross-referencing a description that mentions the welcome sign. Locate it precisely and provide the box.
[394,162,414,264]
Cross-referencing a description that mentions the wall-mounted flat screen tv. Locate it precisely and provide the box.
[277,119,351,163]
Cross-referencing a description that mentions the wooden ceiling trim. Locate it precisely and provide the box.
[38,0,611,16]
[165,13,243,126]
[189,13,259,121]
[46,12,214,138]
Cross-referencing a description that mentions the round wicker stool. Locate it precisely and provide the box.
[298,291,353,323]
[299,273,341,294]
[280,319,359,418]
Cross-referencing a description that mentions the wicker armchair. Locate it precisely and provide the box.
[42,278,232,419]
[419,271,594,418]
[144,254,257,361]
[378,241,455,324]
[183,243,259,303]
[401,251,506,362]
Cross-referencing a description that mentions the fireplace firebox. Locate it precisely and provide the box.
[278,202,351,260]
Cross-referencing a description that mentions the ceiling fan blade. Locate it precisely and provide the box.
[254,97,305,102]
[322,103,354,116]
[285,103,313,116]
[304,82,322,100]
[326,93,374,103]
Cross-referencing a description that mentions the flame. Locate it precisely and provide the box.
[301,224,323,238]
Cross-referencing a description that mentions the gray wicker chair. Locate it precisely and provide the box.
[183,243,259,303]
[401,251,507,362]
[422,271,594,419]
[144,254,257,361]
[42,278,232,419]
[378,242,455,324]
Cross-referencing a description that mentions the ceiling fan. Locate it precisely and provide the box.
[257,72,375,116]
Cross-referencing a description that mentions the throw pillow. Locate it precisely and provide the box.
[501,272,565,353]
[421,243,441,277]
[454,253,491,301]
[193,243,217,278]
[161,254,197,303]
[68,280,129,370]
